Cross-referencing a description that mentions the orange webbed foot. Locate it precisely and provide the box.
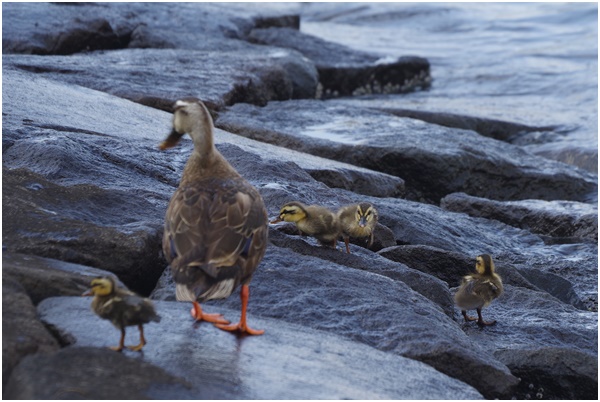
[215,321,265,336]
[190,302,230,325]
[127,342,145,352]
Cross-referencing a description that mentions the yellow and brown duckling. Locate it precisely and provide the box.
[271,201,340,249]
[454,254,503,326]
[337,202,378,254]
[83,276,160,352]
[160,97,267,336]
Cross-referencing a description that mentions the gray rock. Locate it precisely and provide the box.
[2,276,59,388]
[2,2,299,55]
[155,244,519,399]
[215,99,597,203]
[2,167,165,296]
[247,27,431,98]
[378,244,535,290]
[494,347,598,400]
[2,252,124,305]
[4,347,195,399]
[441,192,598,241]
[4,45,317,108]
[35,297,484,400]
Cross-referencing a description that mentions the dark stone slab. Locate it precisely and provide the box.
[34,297,484,399]
[494,347,598,400]
[2,167,165,296]
[4,347,195,399]
[2,252,124,305]
[152,244,518,399]
[247,27,431,98]
[441,192,598,242]
[2,276,59,388]
[216,99,597,203]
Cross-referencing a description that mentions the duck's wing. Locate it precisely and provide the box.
[164,178,268,288]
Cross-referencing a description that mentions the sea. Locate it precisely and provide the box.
[298,2,598,174]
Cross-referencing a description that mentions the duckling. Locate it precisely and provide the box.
[270,201,340,248]
[454,254,503,326]
[337,202,378,254]
[83,276,160,352]
[160,97,267,336]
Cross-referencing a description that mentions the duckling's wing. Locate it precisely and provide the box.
[164,178,268,287]
[472,279,502,304]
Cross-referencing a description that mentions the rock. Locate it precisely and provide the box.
[152,244,518,398]
[2,2,299,55]
[215,99,597,203]
[377,244,535,290]
[374,107,557,143]
[246,27,431,98]
[456,285,597,360]
[2,167,165,296]
[4,45,317,109]
[494,347,598,400]
[35,297,484,400]
[2,275,60,388]
[4,347,195,399]
[441,192,598,242]
[2,252,125,305]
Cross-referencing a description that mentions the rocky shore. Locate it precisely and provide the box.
[3,3,597,400]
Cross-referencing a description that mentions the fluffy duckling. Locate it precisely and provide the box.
[337,202,378,254]
[83,276,160,352]
[454,254,503,326]
[271,201,340,248]
[160,97,268,336]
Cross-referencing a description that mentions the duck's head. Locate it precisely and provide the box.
[355,202,377,228]
[82,277,116,297]
[270,201,307,224]
[159,98,214,150]
[475,254,495,275]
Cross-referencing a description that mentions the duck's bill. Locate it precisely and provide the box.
[269,217,283,224]
[82,289,93,297]
[159,129,185,150]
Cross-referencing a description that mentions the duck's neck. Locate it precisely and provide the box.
[180,139,240,185]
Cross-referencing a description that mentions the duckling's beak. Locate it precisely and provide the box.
[82,289,93,297]
[358,216,368,227]
[270,217,282,224]
[159,128,185,150]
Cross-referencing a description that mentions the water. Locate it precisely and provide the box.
[300,3,598,172]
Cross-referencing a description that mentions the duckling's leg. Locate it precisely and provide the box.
[127,325,147,352]
[190,301,229,325]
[461,310,478,322]
[344,236,351,254]
[215,285,264,335]
[109,328,126,352]
[476,308,496,326]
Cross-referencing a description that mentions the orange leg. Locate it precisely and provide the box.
[462,310,477,322]
[344,237,351,254]
[190,301,229,325]
[127,325,147,352]
[476,308,497,326]
[109,328,126,352]
[215,285,264,335]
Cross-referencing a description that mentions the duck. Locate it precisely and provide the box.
[454,254,503,326]
[83,276,160,352]
[270,201,340,248]
[337,202,378,254]
[160,97,268,336]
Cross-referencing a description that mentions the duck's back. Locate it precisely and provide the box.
[92,292,160,329]
[455,274,503,309]
[163,176,268,302]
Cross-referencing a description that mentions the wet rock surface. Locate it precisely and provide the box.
[216,100,597,203]
[441,192,598,242]
[30,297,484,400]
[3,2,597,400]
